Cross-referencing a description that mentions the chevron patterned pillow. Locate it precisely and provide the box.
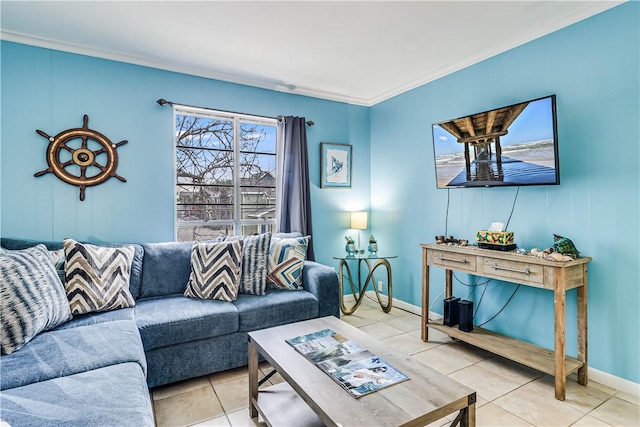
[184,240,243,301]
[1,244,72,355]
[63,239,136,315]
[266,236,310,291]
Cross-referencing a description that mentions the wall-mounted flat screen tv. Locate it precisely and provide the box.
[431,95,559,189]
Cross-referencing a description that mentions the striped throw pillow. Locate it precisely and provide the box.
[64,239,136,315]
[223,232,272,295]
[185,240,243,301]
[266,236,310,291]
[1,244,72,355]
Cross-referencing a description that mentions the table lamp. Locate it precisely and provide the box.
[350,211,368,253]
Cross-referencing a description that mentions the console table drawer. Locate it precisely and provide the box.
[431,250,477,272]
[482,257,543,286]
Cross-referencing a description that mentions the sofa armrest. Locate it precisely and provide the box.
[302,261,340,318]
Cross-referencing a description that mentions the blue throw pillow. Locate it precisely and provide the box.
[266,236,310,291]
[0,244,72,354]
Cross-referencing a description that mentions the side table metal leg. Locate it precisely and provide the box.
[365,259,393,313]
[339,260,367,315]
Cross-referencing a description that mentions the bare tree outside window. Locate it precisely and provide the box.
[175,108,277,241]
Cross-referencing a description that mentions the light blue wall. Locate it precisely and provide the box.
[1,2,638,384]
[0,41,370,269]
[370,2,639,383]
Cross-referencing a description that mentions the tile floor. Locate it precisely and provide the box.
[151,297,639,426]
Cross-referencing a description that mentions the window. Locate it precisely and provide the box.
[174,106,278,241]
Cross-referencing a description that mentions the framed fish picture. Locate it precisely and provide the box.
[321,142,352,188]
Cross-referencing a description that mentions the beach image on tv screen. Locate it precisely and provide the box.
[432,96,558,188]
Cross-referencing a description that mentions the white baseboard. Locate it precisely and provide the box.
[589,367,640,398]
[366,291,639,398]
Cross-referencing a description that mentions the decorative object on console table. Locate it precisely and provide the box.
[344,236,356,256]
[475,230,516,251]
[320,142,352,188]
[553,234,580,259]
[367,235,378,254]
[350,211,368,254]
[34,114,128,201]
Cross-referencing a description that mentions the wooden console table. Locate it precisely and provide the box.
[420,243,591,401]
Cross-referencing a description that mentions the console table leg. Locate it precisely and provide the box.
[577,264,588,386]
[422,255,430,341]
[554,278,567,401]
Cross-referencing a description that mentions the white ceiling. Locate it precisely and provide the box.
[0,1,623,106]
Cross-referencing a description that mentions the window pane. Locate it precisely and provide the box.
[239,153,276,183]
[177,224,234,242]
[241,223,275,237]
[240,186,275,219]
[240,121,276,154]
[177,184,233,205]
[177,147,233,185]
[241,204,275,220]
[176,204,234,222]
[176,115,233,150]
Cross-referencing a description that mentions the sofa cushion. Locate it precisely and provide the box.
[0,319,146,390]
[266,235,310,290]
[0,238,145,300]
[134,295,239,351]
[0,362,154,427]
[233,289,319,332]
[63,239,136,315]
[185,240,243,302]
[0,244,72,355]
[139,241,193,299]
[54,307,135,331]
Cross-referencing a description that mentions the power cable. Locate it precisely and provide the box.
[476,285,521,327]
[504,186,520,230]
[444,188,450,237]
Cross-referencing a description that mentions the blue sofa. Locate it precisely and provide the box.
[0,235,340,426]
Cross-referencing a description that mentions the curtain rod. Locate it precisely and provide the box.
[156,99,314,126]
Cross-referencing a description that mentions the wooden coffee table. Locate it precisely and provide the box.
[248,316,476,426]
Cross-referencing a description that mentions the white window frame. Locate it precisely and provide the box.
[173,105,278,240]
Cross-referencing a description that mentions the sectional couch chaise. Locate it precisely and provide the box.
[0,233,340,426]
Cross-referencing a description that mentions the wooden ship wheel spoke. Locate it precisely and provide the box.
[34,114,128,201]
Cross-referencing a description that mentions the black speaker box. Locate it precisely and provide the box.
[443,297,460,326]
[458,300,474,332]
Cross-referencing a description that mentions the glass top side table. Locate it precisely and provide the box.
[332,254,397,315]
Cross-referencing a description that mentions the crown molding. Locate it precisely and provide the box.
[367,1,626,106]
[0,29,371,106]
[0,1,624,108]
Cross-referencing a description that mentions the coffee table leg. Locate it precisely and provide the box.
[462,402,476,427]
[452,395,476,427]
[248,339,259,418]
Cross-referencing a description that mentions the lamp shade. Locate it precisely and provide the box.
[350,212,368,230]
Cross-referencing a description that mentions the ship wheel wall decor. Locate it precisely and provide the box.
[34,115,128,201]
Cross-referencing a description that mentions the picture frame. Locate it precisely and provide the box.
[320,142,352,188]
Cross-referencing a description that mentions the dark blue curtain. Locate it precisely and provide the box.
[276,116,315,261]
